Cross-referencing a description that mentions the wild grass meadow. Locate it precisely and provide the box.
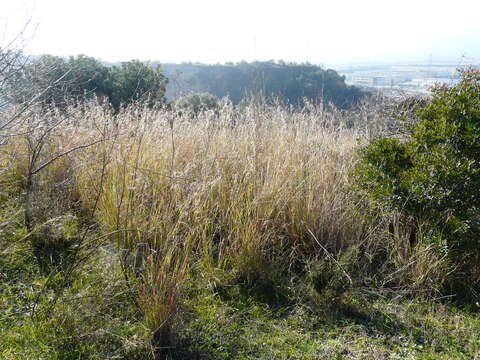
[1,94,479,359]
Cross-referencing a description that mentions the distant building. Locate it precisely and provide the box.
[372,76,389,86]
[349,76,373,87]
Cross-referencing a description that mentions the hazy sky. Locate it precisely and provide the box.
[1,0,479,65]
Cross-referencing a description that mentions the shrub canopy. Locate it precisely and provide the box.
[355,69,480,297]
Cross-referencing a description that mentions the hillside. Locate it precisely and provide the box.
[159,61,363,109]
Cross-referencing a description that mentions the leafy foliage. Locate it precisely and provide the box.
[109,60,167,111]
[355,69,480,297]
[5,55,167,111]
[174,92,220,116]
[162,61,363,109]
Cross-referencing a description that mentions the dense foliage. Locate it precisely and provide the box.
[5,57,362,112]
[4,55,167,111]
[174,92,220,115]
[161,61,363,109]
[108,60,167,110]
[355,69,480,297]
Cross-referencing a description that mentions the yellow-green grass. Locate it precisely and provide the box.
[1,101,473,358]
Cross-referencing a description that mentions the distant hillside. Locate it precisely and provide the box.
[158,61,363,109]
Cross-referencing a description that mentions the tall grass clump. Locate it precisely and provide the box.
[78,101,366,266]
[63,99,374,352]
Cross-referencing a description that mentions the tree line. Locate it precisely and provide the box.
[161,61,364,109]
[4,55,167,112]
[3,55,363,111]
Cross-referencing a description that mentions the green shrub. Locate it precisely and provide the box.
[175,92,220,116]
[355,69,480,299]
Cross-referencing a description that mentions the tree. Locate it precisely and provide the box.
[175,92,219,116]
[161,61,363,108]
[0,21,56,141]
[5,56,168,111]
[64,55,111,101]
[109,60,167,111]
[4,54,106,107]
[0,43,27,135]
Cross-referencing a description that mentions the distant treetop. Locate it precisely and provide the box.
[160,61,364,109]
[5,55,168,111]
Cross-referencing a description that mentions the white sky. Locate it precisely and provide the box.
[1,0,479,65]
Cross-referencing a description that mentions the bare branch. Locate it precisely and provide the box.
[32,138,104,176]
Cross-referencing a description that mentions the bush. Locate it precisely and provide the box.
[355,69,480,299]
[175,92,220,116]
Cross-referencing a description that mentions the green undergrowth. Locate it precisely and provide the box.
[2,246,480,359]
[0,174,479,360]
[168,268,480,360]
[0,194,151,359]
[0,245,152,359]
[1,198,479,359]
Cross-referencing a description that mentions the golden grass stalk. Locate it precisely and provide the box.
[3,98,449,350]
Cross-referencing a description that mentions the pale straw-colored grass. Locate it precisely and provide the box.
[3,99,402,353]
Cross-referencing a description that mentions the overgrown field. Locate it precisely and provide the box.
[1,97,479,359]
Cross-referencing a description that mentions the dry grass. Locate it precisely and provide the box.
[2,99,449,354]
[59,100,370,350]
[72,101,367,268]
